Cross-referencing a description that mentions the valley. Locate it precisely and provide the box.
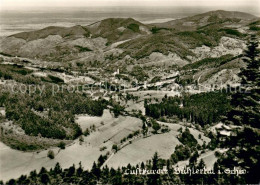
[0,9,259,184]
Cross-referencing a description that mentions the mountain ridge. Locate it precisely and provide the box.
[152,10,259,30]
[8,10,259,41]
[1,10,259,62]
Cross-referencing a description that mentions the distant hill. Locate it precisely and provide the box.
[195,10,257,20]
[87,18,151,43]
[11,25,90,41]
[118,10,258,60]
[153,10,258,31]
[0,10,258,62]
[11,18,150,44]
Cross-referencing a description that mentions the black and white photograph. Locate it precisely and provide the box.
[0,0,259,184]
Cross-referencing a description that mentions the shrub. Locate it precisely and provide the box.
[79,136,84,143]
[58,141,66,149]
[112,144,118,152]
[171,145,192,163]
[83,128,90,136]
[178,128,198,147]
[100,146,107,151]
[47,150,55,159]
[151,119,161,133]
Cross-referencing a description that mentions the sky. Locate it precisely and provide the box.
[1,0,259,9]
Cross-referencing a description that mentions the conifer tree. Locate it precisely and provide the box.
[226,35,260,128]
[219,34,260,184]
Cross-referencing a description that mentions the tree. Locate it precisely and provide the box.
[142,122,148,136]
[47,150,55,159]
[112,144,118,152]
[98,155,105,167]
[151,119,161,133]
[226,35,260,128]
[91,162,101,179]
[147,152,161,185]
[152,152,159,171]
[67,164,75,177]
[197,159,206,169]
[112,103,124,118]
[17,175,27,185]
[189,151,199,165]
[218,35,260,184]
[83,128,90,136]
[76,162,83,176]
[58,141,66,149]
[79,135,84,144]
[6,179,15,185]
[140,162,145,169]
[39,167,47,174]
[40,173,50,184]
[178,128,198,147]
[29,170,37,180]
[196,159,206,184]
[54,163,62,174]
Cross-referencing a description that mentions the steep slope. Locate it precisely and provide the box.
[117,32,195,60]
[177,54,245,87]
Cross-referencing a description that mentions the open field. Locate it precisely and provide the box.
[125,100,145,115]
[174,148,228,170]
[0,113,211,181]
[0,139,105,182]
[106,130,181,168]
[158,121,211,145]
[0,110,143,181]
[76,109,113,131]
[106,121,211,168]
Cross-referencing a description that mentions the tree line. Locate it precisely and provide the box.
[145,91,231,126]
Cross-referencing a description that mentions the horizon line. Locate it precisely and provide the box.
[0,7,259,17]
